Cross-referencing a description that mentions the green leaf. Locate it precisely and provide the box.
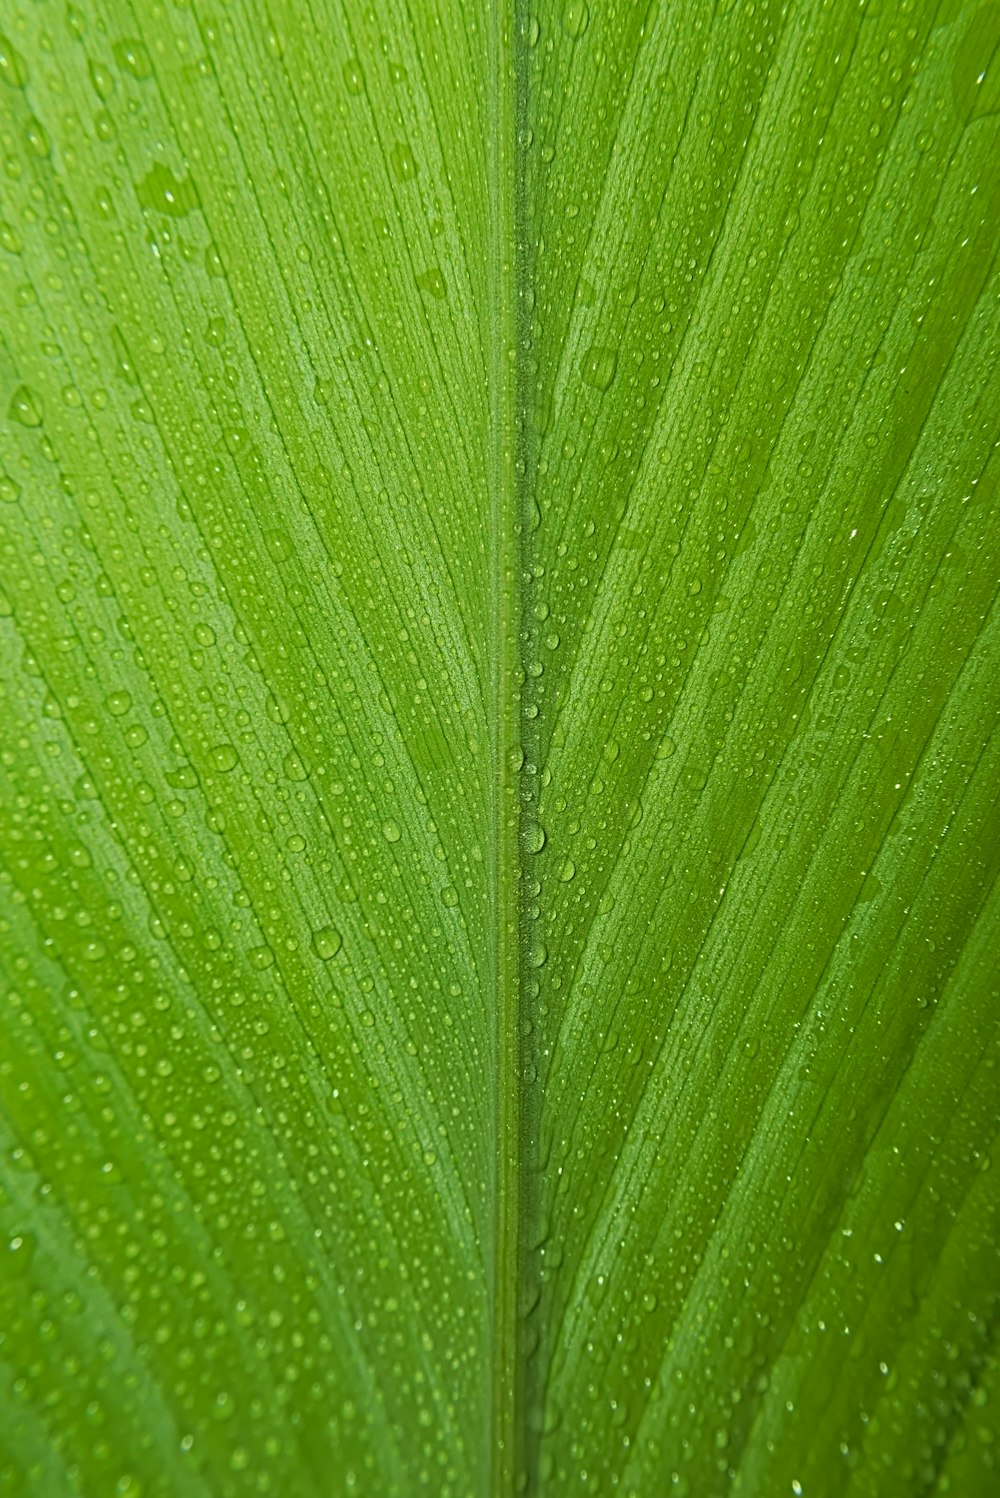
[1,2,998,1495]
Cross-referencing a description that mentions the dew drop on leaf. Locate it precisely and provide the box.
[8,385,43,428]
[562,0,590,38]
[136,162,199,217]
[343,58,364,95]
[283,749,308,782]
[312,926,343,961]
[580,345,617,392]
[113,38,152,80]
[106,690,132,716]
[382,818,402,843]
[416,267,447,299]
[209,743,238,772]
[0,33,28,87]
[390,142,418,182]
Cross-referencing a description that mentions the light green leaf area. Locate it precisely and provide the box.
[1,0,998,1494]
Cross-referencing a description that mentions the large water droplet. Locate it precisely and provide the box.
[8,385,42,428]
[580,344,617,392]
[312,926,343,961]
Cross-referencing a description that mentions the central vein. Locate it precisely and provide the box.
[488,1,535,1491]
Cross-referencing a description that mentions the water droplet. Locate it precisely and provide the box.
[166,764,199,790]
[209,743,238,773]
[381,818,402,843]
[416,267,446,299]
[526,821,546,854]
[441,885,459,908]
[562,0,590,38]
[343,59,364,95]
[0,34,29,88]
[204,241,226,276]
[88,59,114,98]
[106,690,132,716]
[21,109,50,153]
[8,385,42,428]
[113,38,152,79]
[528,936,548,968]
[266,693,292,724]
[264,528,293,562]
[952,6,1000,123]
[557,858,576,882]
[136,162,199,217]
[312,926,343,961]
[580,344,617,392]
[390,142,418,182]
[283,749,308,782]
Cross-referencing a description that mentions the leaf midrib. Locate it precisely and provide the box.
[488,5,526,1491]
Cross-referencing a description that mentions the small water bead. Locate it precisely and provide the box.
[416,267,446,300]
[528,936,548,968]
[106,689,132,716]
[89,57,115,97]
[209,743,238,773]
[311,927,342,961]
[562,0,590,37]
[557,858,576,882]
[441,885,459,908]
[166,764,199,790]
[205,242,225,276]
[264,528,292,563]
[24,117,51,157]
[390,142,418,182]
[381,819,402,843]
[283,749,308,782]
[525,821,546,854]
[113,38,152,79]
[580,344,617,392]
[0,34,29,87]
[343,59,364,95]
[136,162,199,217]
[8,385,42,427]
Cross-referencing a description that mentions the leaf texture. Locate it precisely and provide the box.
[0,2,998,1495]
